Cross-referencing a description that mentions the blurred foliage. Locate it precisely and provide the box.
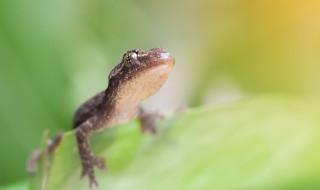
[0,180,27,190]
[0,0,320,187]
[30,96,320,190]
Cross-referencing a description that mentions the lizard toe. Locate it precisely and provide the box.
[94,156,107,170]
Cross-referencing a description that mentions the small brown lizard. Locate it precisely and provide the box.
[73,48,175,187]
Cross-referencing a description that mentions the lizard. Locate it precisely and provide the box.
[73,48,175,187]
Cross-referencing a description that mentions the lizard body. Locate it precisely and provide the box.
[74,48,175,187]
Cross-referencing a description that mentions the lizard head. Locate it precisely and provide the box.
[109,48,175,80]
[107,48,175,104]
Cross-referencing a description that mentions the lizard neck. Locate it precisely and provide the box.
[97,85,139,127]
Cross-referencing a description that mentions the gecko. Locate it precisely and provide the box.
[73,48,175,187]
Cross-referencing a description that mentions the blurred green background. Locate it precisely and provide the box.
[0,0,320,187]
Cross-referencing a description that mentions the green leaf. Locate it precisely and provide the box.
[0,180,28,190]
[28,95,320,190]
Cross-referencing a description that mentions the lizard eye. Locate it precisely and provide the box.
[123,52,139,67]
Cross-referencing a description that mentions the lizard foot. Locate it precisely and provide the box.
[93,155,107,170]
[80,155,107,187]
[80,161,98,188]
[139,107,164,135]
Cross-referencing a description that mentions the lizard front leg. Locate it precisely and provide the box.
[138,107,164,134]
[27,133,64,175]
[76,121,107,187]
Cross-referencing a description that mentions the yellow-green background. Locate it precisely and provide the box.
[0,0,320,187]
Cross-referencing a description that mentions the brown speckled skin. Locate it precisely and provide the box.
[73,48,175,187]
